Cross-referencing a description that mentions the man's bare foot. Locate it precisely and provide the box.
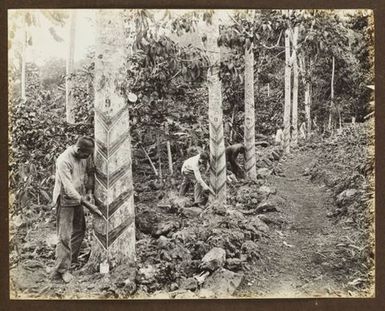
[50,271,62,281]
[61,271,74,283]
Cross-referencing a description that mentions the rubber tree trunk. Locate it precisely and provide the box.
[206,12,226,203]
[91,10,135,270]
[299,54,311,138]
[21,24,26,101]
[328,56,335,130]
[66,10,77,124]
[308,80,312,136]
[157,133,163,179]
[337,106,342,129]
[304,81,310,137]
[283,28,292,154]
[244,43,256,179]
[291,26,299,147]
[229,105,235,143]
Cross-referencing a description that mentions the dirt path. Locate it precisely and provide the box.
[243,149,349,297]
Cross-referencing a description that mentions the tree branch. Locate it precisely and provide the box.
[261,30,283,49]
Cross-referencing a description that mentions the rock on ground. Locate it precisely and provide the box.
[179,277,198,291]
[255,195,285,214]
[258,185,277,196]
[200,268,244,297]
[241,240,260,261]
[180,207,203,218]
[257,168,272,178]
[174,290,198,299]
[336,189,359,206]
[200,247,226,271]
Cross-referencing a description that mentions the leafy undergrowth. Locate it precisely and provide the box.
[10,145,286,299]
[305,121,375,293]
[9,127,375,298]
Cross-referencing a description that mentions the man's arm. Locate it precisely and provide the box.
[57,160,82,204]
[193,168,215,195]
[85,156,95,195]
[193,168,209,190]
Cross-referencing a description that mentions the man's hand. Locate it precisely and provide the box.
[84,193,95,204]
[204,186,215,196]
[81,194,94,217]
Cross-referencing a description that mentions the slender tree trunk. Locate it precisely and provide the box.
[328,56,335,131]
[21,25,27,101]
[291,26,299,147]
[244,43,256,179]
[165,123,173,175]
[66,10,77,124]
[304,81,311,137]
[206,12,226,203]
[156,133,162,180]
[141,145,158,176]
[229,104,237,144]
[308,81,312,136]
[283,28,292,154]
[90,10,135,271]
[267,83,270,97]
[299,54,312,138]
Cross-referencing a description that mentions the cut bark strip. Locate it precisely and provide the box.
[94,230,107,249]
[109,130,130,156]
[94,108,110,130]
[109,105,128,128]
[210,121,223,132]
[213,165,227,179]
[210,133,225,146]
[94,196,108,218]
[215,180,226,195]
[108,189,134,219]
[107,217,135,247]
[245,146,254,154]
[95,169,107,188]
[93,217,134,250]
[210,149,225,163]
[245,154,256,165]
[96,139,108,159]
[109,162,131,187]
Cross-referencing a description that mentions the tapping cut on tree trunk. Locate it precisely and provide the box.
[244,43,256,179]
[90,10,135,270]
[65,10,77,124]
[283,28,292,154]
[206,12,226,203]
[291,26,299,147]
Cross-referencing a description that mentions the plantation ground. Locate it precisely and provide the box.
[238,150,372,297]
[9,126,374,299]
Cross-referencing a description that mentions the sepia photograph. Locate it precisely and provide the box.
[8,8,375,299]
